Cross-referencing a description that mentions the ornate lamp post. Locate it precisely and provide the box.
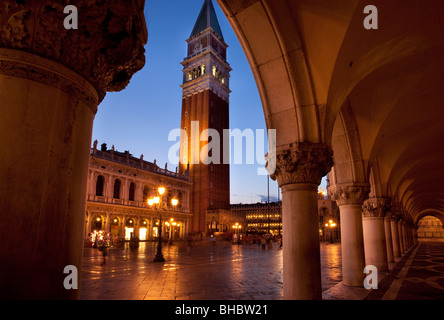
[148,187,178,262]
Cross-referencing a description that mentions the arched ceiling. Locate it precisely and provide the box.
[218,0,444,222]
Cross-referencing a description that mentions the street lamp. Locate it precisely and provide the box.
[325,219,337,243]
[147,187,178,262]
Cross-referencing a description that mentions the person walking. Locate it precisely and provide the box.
[261,237,266,250]
[99,238,108,265]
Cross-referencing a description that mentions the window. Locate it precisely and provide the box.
[143,185,150,202]
[129,182,135,201]
[113,179,121,199]
[95,175,104,196]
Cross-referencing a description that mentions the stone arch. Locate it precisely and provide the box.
[217,0,359,147]
[414,210,444,228]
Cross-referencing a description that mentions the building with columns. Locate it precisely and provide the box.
[230,189,340,242]
[86,142,192,243]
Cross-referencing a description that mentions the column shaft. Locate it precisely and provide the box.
[339,204,366,286]
[282,184,321,299]
[362,217,388,272]
[384,217,394,263]
[390,219,401,258]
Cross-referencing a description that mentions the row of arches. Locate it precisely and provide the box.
[92,174,186,209]
[86,213,188,243]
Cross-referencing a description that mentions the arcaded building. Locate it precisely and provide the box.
[230,188,340,242]
[86,141,192,242]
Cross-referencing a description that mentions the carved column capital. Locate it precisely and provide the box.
[0,0,148,103]
[328,183,370,206]
[268,142,333,187]
[362,197,391,218]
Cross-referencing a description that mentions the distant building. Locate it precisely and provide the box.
[85,141,192,244]
[229,188,340,242]
[417,216,444,242]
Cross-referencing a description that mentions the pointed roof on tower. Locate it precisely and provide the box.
[190,0,224,41]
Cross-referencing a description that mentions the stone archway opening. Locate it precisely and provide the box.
[417,216,444,242]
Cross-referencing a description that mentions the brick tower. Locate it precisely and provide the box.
[179,0,231,233]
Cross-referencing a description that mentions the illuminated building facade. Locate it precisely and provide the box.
[85,141,192,243]
[230,188,340,241]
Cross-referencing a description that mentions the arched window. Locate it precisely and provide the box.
[143,185,150,202]
[95,175,104,196]
[113,179,121,199]
[129,182,136,201]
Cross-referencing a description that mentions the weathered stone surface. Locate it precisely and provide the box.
[268,142,333,187]
[0,0,148,102]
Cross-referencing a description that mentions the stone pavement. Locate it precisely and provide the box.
[80,240,341,300]
[80,240,444,300]
[365,241,444,300]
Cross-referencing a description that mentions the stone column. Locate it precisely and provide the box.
[0,1,147,299]
[362,198,390,272]
[401,221,407,252]
[398,219,405,253]
[384,216,394,264]
[269,143,333,300]
[329,183,369,287]
[390,214,401,259]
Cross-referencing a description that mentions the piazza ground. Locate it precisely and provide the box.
[80,240,444,300]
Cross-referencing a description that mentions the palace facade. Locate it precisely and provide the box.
[85,141,192,243]
[229,188,340,242]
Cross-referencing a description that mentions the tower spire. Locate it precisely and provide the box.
[190,0,224,40]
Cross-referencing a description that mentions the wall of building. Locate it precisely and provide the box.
[85,143,192,244]
[417,216,444,242]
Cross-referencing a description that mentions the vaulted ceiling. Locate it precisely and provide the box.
[218,0,444,224]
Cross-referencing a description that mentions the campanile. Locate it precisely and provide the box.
[179,0,231,233]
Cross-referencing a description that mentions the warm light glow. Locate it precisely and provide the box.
[148,198,154,206]
[329,220,333,224]
[96,217,101,221]
[158,187,165,195]
[153,196,160,204]
[171,198,178,206]
[325,223,329,227]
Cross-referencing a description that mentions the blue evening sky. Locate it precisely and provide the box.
[91,0,327,204]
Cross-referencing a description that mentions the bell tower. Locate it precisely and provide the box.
[179,0,231,233]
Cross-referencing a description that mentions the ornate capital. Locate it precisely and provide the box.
[0,0,148,103]
[268,143,333,187]
[362,197,391,218]
[329,183,370,206]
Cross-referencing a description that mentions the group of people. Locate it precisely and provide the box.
[238,234,283,250]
